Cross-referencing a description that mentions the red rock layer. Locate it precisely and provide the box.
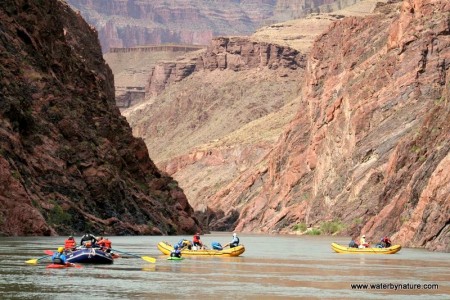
[0,0,201,236]
[146,36,306,97]
[207,0,449,251]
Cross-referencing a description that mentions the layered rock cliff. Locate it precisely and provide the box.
[124,37,306,215]
[204,0,449,251]
[0,0,201,236]
[145,37,306,98]
[67,0,365,52]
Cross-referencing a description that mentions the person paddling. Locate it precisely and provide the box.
[97,237,112,253]
[80,233,97,247]
[52,247,67,265]
[176,239,192,250]
[170,245,182,258]
[192,233,204,250]
[64,236,77,251]
[380,236,392,248]
[223,233,240,248]
[359,234,369,248]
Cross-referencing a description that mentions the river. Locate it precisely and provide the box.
[0,233,448,299]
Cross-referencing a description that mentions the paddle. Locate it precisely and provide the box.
[44,250,54,256]
[110,248,156,263]
[25,255,51,264]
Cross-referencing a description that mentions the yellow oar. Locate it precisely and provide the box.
[141,256,156,263]
[110,248,156,263]
[25,255,50,264]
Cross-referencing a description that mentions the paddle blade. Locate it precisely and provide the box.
[44,250,54,256]
[142,256,156,263]
[25,259,38,264]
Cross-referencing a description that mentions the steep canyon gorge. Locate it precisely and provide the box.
[124,0,449,251]
[0,0,448,253]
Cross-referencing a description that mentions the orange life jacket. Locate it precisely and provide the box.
[104,239,112,248]
[97,239,112,249]
[64,239,76,250]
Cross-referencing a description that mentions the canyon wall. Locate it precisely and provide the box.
[124,37,306,215]
[0,0,201,236]
[67,0,364,52]
[204,0,449,251]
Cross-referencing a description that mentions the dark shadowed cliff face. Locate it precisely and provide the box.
[0,0,201,236]
[203,0,449,251]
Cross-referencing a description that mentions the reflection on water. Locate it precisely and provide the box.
[0,233,448,299]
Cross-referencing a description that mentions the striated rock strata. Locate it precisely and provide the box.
[67,0,365,52]
[203,0,449,251]
[124,37,306,218]
[0,0,201,236]
[146,36,306,97]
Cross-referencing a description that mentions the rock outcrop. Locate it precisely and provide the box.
[204,0,449,251]
[146,37,306,97]
[104,45,205,108]
[0,0,201,236]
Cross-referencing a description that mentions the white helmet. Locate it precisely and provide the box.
[233,233,237,237]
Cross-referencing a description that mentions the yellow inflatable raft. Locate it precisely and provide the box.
[331,242,401,254]
[157,241,245,257]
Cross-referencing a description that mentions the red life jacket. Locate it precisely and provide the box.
[64,239,76,250]
[193,235,202,245]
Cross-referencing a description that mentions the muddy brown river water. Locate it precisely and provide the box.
[0,233,448,299]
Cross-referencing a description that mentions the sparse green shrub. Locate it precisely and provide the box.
[11,170,21,180]
[434,97,444,106]
[400,215,409,224]
[306,228,321,235]
[168,181,178,189]
[411,145,421,153]
[147,221,154,231]
[353,217,362,225]
[320,220,345,235]
[292,222,307,232]
[49,204,71,225]
[136,180,149,193]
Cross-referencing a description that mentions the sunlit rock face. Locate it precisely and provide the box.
[67,0,360,52]
[124,36,306,229]
[203,0,449,251]
[0,0,201,236]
